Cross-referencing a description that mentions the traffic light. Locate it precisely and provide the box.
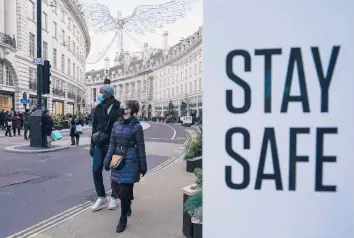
[42,60,51,94]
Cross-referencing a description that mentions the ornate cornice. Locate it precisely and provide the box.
[62,0,91,57]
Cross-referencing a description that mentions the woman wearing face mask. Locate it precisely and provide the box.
[104,100,147,233]
[90,82,124,212]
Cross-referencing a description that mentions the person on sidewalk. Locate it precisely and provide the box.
[23,109,31,140]
[0,109,5,130]
[104,100,147,233]
[11,112,20,136]
[70,115,82,146]
[42,110,54,148]
[90,81,123,212]
[4,112,12,137]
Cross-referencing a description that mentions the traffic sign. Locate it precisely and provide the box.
[33,58,44,65]
[20,98,30,104]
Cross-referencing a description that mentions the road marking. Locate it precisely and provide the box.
[7,137,189,238]
[155,123,176,139]
[7,202,91,238]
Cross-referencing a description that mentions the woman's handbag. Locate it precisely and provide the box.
[75,124,83,135]
[110,154,125,170]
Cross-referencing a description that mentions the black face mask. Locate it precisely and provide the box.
[118,108,125,116]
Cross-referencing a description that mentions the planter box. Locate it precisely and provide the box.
[54,125,63,130]
[186,156,202,173]
[182,184,202,238]
[62,120,69,129]
[192,221,202,238]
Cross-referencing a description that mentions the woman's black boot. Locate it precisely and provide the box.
[116,199,131,233]
[127,200,132,216]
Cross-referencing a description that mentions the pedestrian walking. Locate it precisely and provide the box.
[103,100,147,233]
[90,81,123,212]
[42,110,54,148]
[70,115,83,146]
[4,112,12,137]
[0,109,5,130]
[23,109,31,140]
[11,112,20,136]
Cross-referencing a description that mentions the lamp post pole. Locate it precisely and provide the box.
[36,0,42,109]
[29,0,46,147]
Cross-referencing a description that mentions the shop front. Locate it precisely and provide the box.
[0,91,14,111]
[52,100,64,115]
[29,96,47,110]
[67,103,74,115]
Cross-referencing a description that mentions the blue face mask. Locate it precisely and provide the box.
[97,93,104,102]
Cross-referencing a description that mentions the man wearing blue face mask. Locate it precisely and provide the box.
[90,80,125,211]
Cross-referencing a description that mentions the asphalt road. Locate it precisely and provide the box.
[0,122,187,238]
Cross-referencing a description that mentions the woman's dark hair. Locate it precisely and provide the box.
[125,100,140,115]
[103,78,111,84]
[43,109,49,115]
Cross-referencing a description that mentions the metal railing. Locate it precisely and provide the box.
[0,32,16,51]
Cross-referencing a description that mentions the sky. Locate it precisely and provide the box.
[81,0,203,71]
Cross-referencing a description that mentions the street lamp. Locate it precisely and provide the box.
[29,0,46,148]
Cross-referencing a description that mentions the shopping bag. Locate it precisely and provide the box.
[51,130,63,141]
[75,125,83,135]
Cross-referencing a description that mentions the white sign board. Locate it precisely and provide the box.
[33,58,44,65]
[204,0,354,237]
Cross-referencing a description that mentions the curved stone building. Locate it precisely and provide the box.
[0,0,90,114]
[86,27,203,119]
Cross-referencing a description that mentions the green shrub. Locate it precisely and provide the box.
[184,191,202,221]
[53,114,62,126]
[194,168,202,188]
[184,132,202,160]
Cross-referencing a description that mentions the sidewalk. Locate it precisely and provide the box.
[35,157,194,238]
[3,122,151,153]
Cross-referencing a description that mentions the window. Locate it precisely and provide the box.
[68,59,71,75]
[53,48,57,69]
[194,65,197,75]
[93,88,97,102]
[28,0,35,21]
[73,63,75,79]
[189,82,192,93]
[190,67,192,77]
[68,18,72,30]
[67,36,71,51]
[61,54,65,72]
[5,66,13,86]
[73,42,75,55]
[185,83,187,94]
[43,12,48,30]
[185,70,187,79]
[199,62,202,72]
[199,78,202,90]
[52,22,57,38]
[43,41,48,60]
[77,67,79,80]
[60,9,64,20]
[73,26,76,36]
[194,80,196,91]
[61,30,65,43]
[29,33,35,57]
[0,63,3,84]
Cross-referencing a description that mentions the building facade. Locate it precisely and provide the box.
[86,27,203,119]
[0,0,90,114]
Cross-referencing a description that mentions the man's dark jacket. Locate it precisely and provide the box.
[91,96,121,150]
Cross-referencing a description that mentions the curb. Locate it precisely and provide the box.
[4,144,71,153]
